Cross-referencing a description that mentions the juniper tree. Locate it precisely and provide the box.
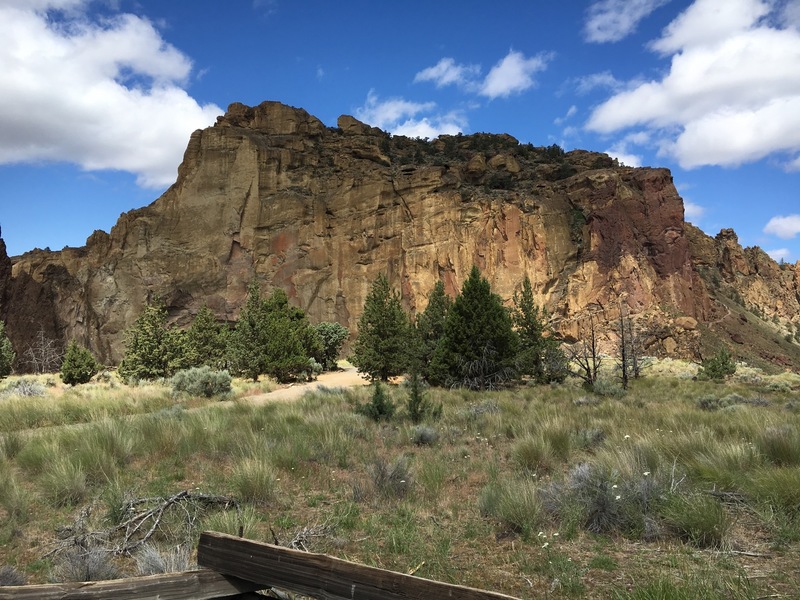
[412,280,451,381]
[512,275,567,384]
[314,322,349,371]
[118,301,185,381]
[430,266,518,389]
[60,340,99,385]
[185,305,227,369]
[351,274,411,381]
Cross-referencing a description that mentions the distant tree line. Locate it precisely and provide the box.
[117,282,349,384]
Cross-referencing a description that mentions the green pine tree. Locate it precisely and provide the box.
[118,301,185,381]
[228,283,318,383]
[60,340,99,385]
[228,281,270,381]
[431,266,518,389]
[185,305,228,369]
[351,274,411,381]
[413,280,451,381]
[512,275,568,384]
[0,320,15,379]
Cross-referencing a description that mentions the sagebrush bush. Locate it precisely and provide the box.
[0,565,26,586]
[135,543,193,575]
[170,366,231,398]
[411,425,439,446]
[1,379,45,398]
[370,455,412,499]
[51,547,120,582]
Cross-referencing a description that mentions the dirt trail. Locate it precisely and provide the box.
[241,364,370,405]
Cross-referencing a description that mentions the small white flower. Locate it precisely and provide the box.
[615,495,621,500]
[643,471,650,476]
[538,531,545,537]
[612,484,618,489]
[624,434,631,439]
[542,542,549,549]
[552,532,559,537]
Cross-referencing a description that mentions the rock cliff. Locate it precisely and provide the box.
[1,101,798,370]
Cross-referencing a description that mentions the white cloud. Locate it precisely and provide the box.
[575,71,625,95]
[414,58,480,88]
[766,248,791,261]
[354,91,465,139]
[554,105,577,126]
[605,144,642,167]
[764,214,800,239]
[479,50,551,99]
[683,201,705,221]
[0,2,221,188]
[587,0,800,171]
[584,0,671,43]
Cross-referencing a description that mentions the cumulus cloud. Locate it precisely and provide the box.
[764,214,800,239]
[354,91,464,139]
[584,0,671,43]
[0,1,221,188]
[586,0,800,171]
[415,50,551,100]
[479,50,551,99]
[413,58,480,89]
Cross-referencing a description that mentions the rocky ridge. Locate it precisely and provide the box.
[1,101,798,370]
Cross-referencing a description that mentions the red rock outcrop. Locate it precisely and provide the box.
[0,101,797,368]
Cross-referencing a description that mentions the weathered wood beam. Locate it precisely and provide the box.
[197,531,521,600]
[0,568,263,600]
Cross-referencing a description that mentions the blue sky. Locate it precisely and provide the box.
[1,0,799,262]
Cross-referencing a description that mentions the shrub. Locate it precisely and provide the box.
[51,547,120,582]
[698,348,736,380]
[1,378,45,398]
[60,340,99,385]
[592,378,625,397]
[370,455,412,499]
[135,543,193,575]
[411,425,439,446]
[356,382,396,422]
[170,366,232,398]
[0,565,26,586]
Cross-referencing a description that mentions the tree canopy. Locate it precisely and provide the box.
[350,274,411,381]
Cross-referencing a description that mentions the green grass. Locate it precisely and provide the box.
[0,363,799,597]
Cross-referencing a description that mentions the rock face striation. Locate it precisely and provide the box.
[1,101,799,369]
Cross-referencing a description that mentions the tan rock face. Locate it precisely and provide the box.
[0,101,797,367]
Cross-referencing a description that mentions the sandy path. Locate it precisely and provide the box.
[241,364,370,405]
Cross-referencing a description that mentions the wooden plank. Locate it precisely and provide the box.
[197,531,521,600]
[0,568,264,600]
